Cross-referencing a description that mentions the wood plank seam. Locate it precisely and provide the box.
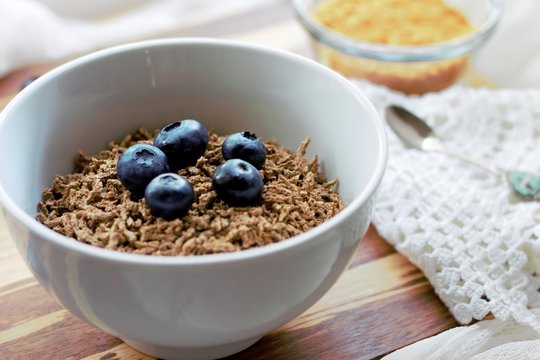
[0,280,38,298]
[0,309,69,344]
[284,281,428,331]
[81,344,150,360]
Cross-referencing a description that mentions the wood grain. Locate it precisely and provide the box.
[0,214,32,289]
[0,225,457,359]
[0,1,481,358]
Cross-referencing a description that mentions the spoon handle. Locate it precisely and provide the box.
[385,105,540,202]
[420,137,502,176]
[436,148,503,176]
[438,148,540,201]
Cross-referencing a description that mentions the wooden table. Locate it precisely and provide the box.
[1,2,487,359]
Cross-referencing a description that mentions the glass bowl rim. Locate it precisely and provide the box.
[292,0,503,62]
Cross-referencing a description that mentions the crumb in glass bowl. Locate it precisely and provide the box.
[294,0,502,94]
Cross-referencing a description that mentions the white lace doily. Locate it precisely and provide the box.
[355,81,540,331]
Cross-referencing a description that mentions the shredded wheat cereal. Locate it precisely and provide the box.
[36,128,344,256]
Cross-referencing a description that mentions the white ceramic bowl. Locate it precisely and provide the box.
[0,39,386,360]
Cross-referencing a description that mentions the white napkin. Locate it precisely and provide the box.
[383,309,540,360]
[354,80,540,358]
[0,0,277,77]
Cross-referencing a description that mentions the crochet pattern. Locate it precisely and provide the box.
[357,81,540,331]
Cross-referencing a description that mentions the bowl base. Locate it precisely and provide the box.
[122,335,262,360]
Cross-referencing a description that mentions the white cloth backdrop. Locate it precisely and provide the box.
[1,0,540,88]
[472,0,540,88]
[0,0,278,76]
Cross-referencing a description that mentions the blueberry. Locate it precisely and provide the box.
[144,173,195,219]
[212,159,263,206]
[153,119,209,170]
[222,132,266,169]
[20,75,39,90]
[117,144,169,196]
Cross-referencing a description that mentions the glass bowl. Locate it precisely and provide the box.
[293,0,503,94]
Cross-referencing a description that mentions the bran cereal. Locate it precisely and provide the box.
[37,128,344,256]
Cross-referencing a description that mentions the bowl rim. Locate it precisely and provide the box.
[0,38,387,266]
[292,0,503,62]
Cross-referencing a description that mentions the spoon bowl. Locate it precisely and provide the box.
[385,105,447,154]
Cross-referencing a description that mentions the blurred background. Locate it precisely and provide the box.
[1,0,539,93]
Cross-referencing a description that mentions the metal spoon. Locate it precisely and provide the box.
[385,105,540,202]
